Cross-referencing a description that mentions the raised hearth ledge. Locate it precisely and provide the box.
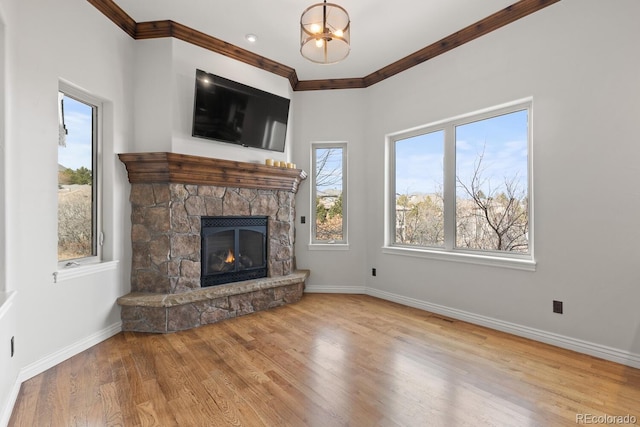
[118,270,309,308]
[117,270,309,333]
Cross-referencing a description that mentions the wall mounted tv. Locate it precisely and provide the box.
[192,69,290,152]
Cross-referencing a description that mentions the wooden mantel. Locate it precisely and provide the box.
[118,152,307,192]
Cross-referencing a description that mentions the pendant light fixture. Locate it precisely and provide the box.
[300,0,350,64]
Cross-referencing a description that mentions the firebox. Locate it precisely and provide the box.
[201,216,268,287]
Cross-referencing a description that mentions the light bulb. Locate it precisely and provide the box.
[333,29,343,37]
[315,38,324,48]
[310,23,321,34]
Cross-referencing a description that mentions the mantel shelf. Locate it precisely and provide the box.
[118,152,307,192]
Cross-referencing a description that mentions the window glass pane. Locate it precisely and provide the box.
[58,93,95,261]
[314,147,344,242]
[394,130,444,247]
[455,110,529,253]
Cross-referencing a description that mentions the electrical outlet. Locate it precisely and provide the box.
[10,336,14,357]
[301,216,306,224]
[372,268,377,276]
[553,300,563,314]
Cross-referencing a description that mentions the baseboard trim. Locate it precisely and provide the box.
[18,322,122,382]
[304,285,366,294]
[366,287,640,369]
[0,378,21,427]
[1,322,122,427]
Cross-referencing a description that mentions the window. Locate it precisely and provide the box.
[386,100,533,269]
[58,83,101,265]
[311,143,348,247]
[395,129,445,248]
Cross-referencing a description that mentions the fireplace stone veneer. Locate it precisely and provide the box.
[117,152,308,333]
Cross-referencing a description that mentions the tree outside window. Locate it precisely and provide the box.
[312,143,347,244]
[455,110,529,253]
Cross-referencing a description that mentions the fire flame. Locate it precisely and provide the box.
[225,248,235,263]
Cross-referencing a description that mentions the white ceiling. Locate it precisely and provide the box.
[113,0,516,81]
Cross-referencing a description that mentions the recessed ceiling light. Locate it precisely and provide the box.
[245,34,258,43]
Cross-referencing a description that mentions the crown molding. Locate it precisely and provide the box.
[362,0,561,87]
[87,0,561,91]
[135,20,301,89]
[86,0,136,38]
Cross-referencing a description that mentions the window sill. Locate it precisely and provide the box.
[308,243,350,251]
[54,260,119,283]
[382,246,536,271]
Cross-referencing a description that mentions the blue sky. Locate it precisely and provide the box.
[395,109,528,197]
[58,95,93,170]
[395,130,444,195]
[315,147,343,193]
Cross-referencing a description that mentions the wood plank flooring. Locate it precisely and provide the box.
[9,294,640,426]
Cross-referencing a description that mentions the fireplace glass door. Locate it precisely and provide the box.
[201,216,268,286]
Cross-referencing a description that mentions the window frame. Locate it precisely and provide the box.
[384,99,535,271]
[57,81,103,269]
[310,141,349,249]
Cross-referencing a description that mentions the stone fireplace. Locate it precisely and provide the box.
[116,152,309,333]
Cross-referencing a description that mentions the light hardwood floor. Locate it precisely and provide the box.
[9,294,640,426]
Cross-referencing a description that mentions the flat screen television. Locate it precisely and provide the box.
[192,69,290,152]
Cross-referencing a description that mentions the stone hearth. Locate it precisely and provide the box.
[118,271,308,333]
[117,152,308,333]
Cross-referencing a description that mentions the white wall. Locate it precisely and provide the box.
[295,0,640,366]
[0,0,17,421]
[133,38,173,152]
[0,0,6,294]
[0,0,135,423]
[291,89,368,292]
[132,38,295,165]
